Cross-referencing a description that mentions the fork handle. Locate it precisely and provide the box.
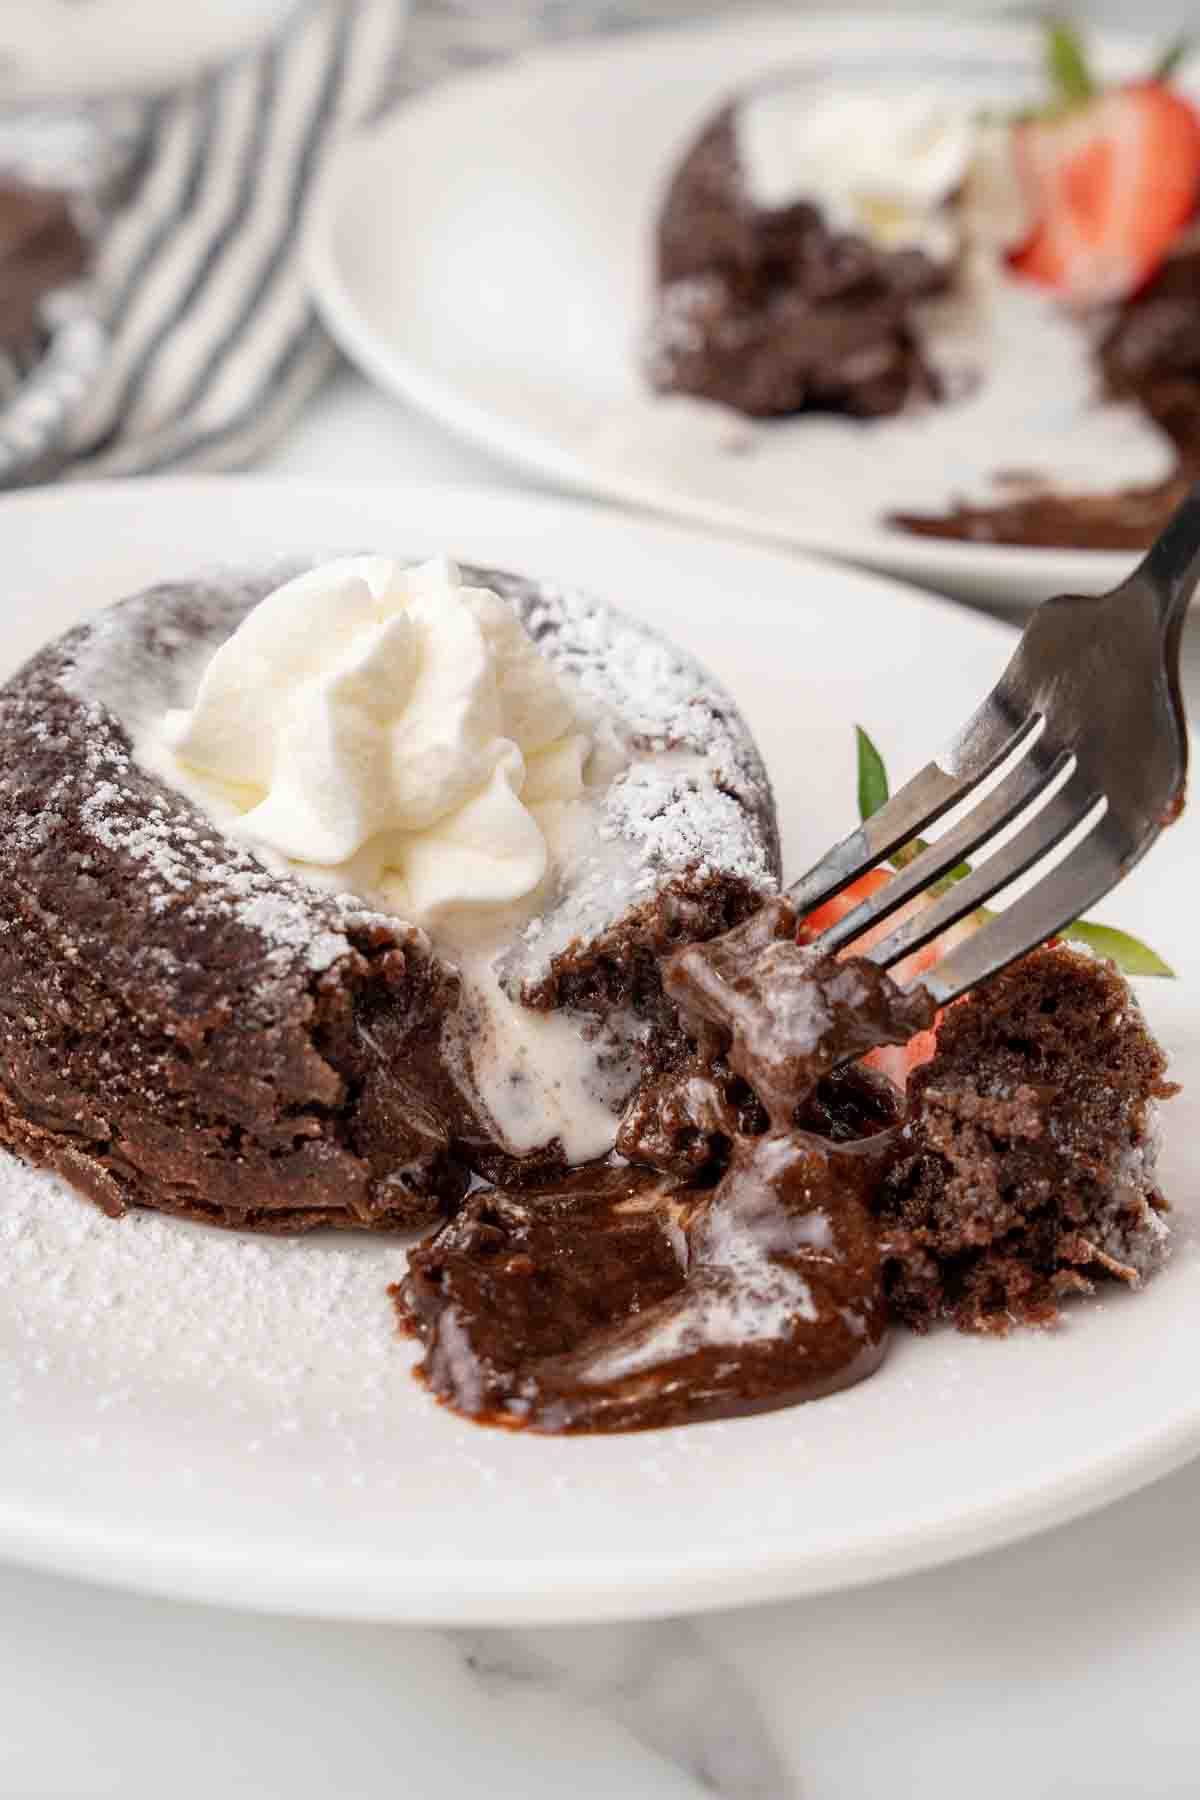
[1134,479,1200,638]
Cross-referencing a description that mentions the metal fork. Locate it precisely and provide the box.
[791,486,1197,1004]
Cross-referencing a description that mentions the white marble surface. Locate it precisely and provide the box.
[2,366,1200,1799]
[3,1440,1200,1796]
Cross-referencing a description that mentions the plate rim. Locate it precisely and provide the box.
[0,473,1196,1626]
[1,1370,1199,1624]
[305,8,1170,605]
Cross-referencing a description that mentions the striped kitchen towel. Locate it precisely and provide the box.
[0,0,721,487]
[0,0,402,485]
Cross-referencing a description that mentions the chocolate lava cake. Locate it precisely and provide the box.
[649,104,949,421]
[0,181,87,371]
[0,555,1179,1436]
[649,84,1200,551]
[0,564,780,1234]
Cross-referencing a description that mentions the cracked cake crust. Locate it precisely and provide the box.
[0,564,781,1231]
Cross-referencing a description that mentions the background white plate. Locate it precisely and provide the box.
[0,477,1197,1625]
[307,11,1191,609]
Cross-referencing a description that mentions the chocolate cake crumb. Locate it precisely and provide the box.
[876,944,1176,1333]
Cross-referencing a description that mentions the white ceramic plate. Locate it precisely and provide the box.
[307,11,1193,609]
[0,477,1197,1626]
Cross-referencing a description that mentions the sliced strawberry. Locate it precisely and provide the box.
[1010,81,1200,305]
[799,866,979,1088]
[823,718,1174,1087]
[798,867,891,941]
[861,1029,939,1092]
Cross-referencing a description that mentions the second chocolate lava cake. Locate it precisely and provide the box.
[649,89,1200,551]
[649,104,949,420]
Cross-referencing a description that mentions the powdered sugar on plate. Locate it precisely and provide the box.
[0,1150,419,1476]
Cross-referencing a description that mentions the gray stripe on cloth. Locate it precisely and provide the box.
[132,318,338,475]
[61,0,399,479]
[147,2,353,436]
[66,82,220,452]
[88,315,336,478]
[66,48,279,461]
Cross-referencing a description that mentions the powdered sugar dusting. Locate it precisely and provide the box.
[472,565,779,982]
[5,690,377,981]
[0,570,438,995]
[50,560,777,995]
[645,274,725,385]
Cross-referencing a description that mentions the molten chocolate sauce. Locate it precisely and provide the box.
[395,899,935,1433]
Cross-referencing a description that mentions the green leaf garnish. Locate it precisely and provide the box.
[851,727,1173,975]
[889,837,973,889]
[1055,920,1175,977]
[1151,35,1191,84]
[1046,19,1097,106]
[855,724,889,822]
[932,859,974,890]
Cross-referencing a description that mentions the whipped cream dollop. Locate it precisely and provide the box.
[139,556,642,1164]
[737,84,974,262]
[155,556,591,930]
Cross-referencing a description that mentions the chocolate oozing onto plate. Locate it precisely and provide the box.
[395,899,935,1434]
[889,249,1200,551]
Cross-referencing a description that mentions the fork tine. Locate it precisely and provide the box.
[864,774,1100,970]
[787,764,965,916]
[812,744,1070,955]
[787,712,1039,918]
[916,826,1115,1007]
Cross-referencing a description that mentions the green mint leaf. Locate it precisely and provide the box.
[889,837,971,886]
[1057,919,1175,977]
[855,724,890,823]
[929,857,975,893]
[1152,36,1190,83]
[1046,19,1096,105]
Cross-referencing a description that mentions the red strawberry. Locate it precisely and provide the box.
[799,866,891,941]
[799,867,977,1088]
[1011,81,1200,305]
[825,720,1174,1084]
